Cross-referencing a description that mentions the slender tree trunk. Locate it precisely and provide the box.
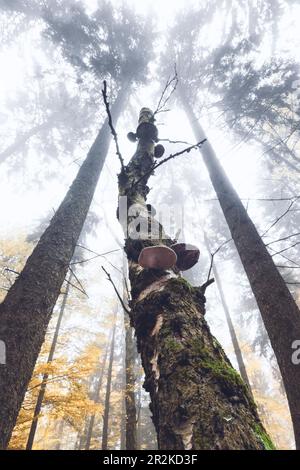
[85,339,110,450]
[122,257,137,450]
[101,316,117,450]
[124,314,137,449]
[117,107,271,450]
[203,233,252,390]
[180,88,300,449]
[54,419,64,450]
[25,272,72,450]
[120,373,126,450]
[136,385,142,450]
[0,86,127,449]
[0,115,57,165]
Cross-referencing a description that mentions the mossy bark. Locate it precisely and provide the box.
[0,87,127,449]
[118,110,272,450]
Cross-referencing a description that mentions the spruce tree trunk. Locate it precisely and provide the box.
[26,271,73,450]
[203,233,252,390]
[85,340,110,450]
[180,89,300,449]
[117,107,272,450]
[101,317,117,450]
[0,86,127,449]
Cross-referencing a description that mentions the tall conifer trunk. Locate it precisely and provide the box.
[0,86,127,449]
[25,271,73,450]
[179,88,300,449]
[203,233,252,390]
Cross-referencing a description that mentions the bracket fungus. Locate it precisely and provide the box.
[138,245,177,270]
[154,144,165,159]
[171,243,200,271]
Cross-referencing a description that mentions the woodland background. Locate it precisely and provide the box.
[0,0,299,450]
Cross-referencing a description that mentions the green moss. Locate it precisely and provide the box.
[164,337,184,353]
[200,358,256,408]
[167,277,193,294]
[253,424,276,450]
[189,338,211,359]
[201,359,243,387]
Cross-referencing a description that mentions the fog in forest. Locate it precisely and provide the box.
[0,0,300,452]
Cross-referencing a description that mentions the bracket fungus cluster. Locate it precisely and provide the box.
[171,243,200,271]
[127,107,165,159]
[138,245,177,270]
[138,243,200,271]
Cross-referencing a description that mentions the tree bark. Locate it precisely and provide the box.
[180,88,300,449]
[117,107,272,450]
[101,316,117,450]
[0,86,127,449]
[26,271,73,450]
[203,233,252,390]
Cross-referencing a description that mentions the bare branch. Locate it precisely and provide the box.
[206,238,233,282]
[154,65,178,116]
[159,138,193,146]
[271,241,300,257]
[268,246,300,267]
[206,196,300,203]
[101,266,131,315]
[101,80,124,170]
[133,139,207,188]
[68,266,88,298]
[71,247,121,266]
[64,276,88,297]
[75,244,122,273]
[276,265,300,269]
[200,278,215,293]
[261,196,300,238]
[4,267,20,276]
[266,232,300,247]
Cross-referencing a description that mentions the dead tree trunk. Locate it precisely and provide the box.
[203,233,252,390]
[117,107,272,450]
[0,86,127,449]
[26,271,73,450]
[180,88,300,449]
[101,316,117,450]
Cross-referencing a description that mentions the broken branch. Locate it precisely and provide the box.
[102,80,124,170]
